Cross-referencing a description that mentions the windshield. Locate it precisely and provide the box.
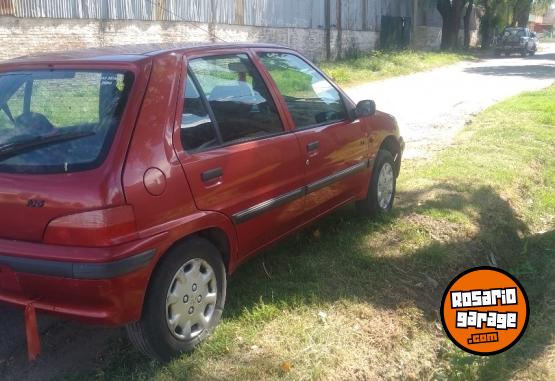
[0,70,133,174]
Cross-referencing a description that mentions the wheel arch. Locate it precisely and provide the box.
[378,135,402,177]
[131,211,238,322]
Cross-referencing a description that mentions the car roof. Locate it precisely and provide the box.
[2,42,291,64]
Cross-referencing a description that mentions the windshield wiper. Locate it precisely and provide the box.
[0,131,95,162]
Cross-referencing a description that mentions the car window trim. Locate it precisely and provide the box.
[294,118,349,132]
[23,79,32,114]
[254,50,352,131]
[180,52,287,154]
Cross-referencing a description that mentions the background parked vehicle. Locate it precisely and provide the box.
[0,43,403,361]
[495,27,538,57]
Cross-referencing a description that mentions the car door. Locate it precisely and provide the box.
[256,51,370,219]
[173,51,306,258]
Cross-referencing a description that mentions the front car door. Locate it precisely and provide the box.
[173,50,306,260]
[255,51,370,220]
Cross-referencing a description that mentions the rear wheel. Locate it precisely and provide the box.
[357,150,397,217]
[127,237,226,361]
[521,49,528,57]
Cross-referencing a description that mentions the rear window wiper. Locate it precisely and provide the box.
[0,131,95,162]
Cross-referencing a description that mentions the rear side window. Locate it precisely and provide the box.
[257,52,347,129]
[186,54,283,145]
[0,70,133,174]
[181,76,218,152]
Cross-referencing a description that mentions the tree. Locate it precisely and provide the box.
[477,0,514,48]
[512,0,554,26]
[479,0,502,48]
[437,0,469,50]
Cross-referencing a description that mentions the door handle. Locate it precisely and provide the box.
[201,167,223,182]
[307,141,320,152]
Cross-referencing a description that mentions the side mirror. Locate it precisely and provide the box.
[355,100,376,118]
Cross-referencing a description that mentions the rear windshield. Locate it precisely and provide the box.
[0,70,133,174]
[504,28,526,37]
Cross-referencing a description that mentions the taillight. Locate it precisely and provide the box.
[44,205,138,247]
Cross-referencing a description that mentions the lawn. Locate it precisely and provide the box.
[77,86,554,380]
[320,50,476,87]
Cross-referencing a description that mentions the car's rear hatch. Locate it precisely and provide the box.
[502,28,524,46]
[0,173,125,242]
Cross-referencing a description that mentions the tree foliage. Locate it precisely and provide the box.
[433,0,553,50]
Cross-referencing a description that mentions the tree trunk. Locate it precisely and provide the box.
[516,1,531,27]
[437,0,467,50]
[479,1,495,49]
[481,22,492,49]
[463,0,474,49]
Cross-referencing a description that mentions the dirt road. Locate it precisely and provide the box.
[347,43,555,159]
[1,44,554,381]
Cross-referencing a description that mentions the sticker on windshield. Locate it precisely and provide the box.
[440,267,529,356]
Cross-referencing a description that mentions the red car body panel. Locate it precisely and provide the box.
[0,43,403,326]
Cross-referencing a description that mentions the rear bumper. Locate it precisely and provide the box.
[496,45,525,51]
[0,249,154,279]
[0,235,164,325]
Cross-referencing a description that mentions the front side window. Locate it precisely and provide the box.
[258,52,347,129]
[0,70,133,174]
[187,54,283,144]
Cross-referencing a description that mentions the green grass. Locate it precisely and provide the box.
[65,86,555,380]
[320,50,476,86]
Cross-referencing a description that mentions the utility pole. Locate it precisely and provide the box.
[235,0,244,25]
[209,0,217,42]
[336,0,342,59]
[325,0,331,60]
[362,0,368,31]
[411,0,418,48]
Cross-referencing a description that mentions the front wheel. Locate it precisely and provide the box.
[127,237,226,361]
[357,150,397,217]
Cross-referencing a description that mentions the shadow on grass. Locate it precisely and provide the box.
[221,183,554,379]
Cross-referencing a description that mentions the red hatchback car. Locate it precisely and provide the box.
[0,43,403,361]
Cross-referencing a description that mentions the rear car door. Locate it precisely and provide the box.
[256,51,370,219]
[173,51,306,258]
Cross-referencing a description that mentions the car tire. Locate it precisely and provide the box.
[356,149,397,217]
[127,237,226,362]
[521,49,527,57]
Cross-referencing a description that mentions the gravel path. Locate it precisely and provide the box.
[1,44,554,381]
